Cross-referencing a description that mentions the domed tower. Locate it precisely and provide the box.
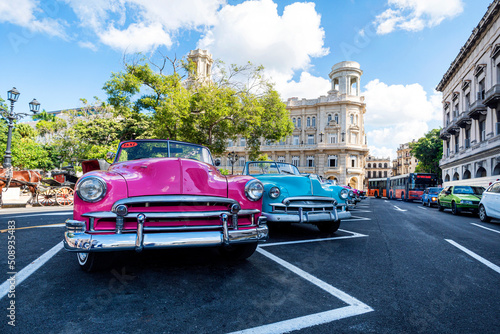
[328,61,363,96]
[186,49,213,86]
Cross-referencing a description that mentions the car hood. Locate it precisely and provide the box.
[454,193,482,200]
[254,174,314,196]
[109,158,227,197]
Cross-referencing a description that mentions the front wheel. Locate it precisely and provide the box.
[479,205,491,222]
[438,201,444,211]
[422,199,426,206]
[218,243,258,261]
[451,202,460,215]
[317,220,340,233]
[77,252,114,272]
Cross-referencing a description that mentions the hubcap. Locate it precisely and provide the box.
[77,252,88,265]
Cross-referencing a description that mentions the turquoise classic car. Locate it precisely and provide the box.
[437,185,485,215]
[243,161,351,233]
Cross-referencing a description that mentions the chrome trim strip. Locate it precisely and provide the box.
[283,196,337,203]
[271,203,336,209]
[82,209,260,220]
[135,214,145,252]
[262,209,340,224]
[221,213,229,245]
[112,195,238,211]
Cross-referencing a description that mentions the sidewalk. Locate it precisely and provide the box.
[1,192,73,211]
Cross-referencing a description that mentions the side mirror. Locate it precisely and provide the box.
[214,159,221,167]
[106,151,116,163]
[445,190,451,195]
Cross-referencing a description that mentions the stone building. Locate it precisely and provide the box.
[394,141,419,175]
[437,1,500,187]
[365,156,392,179]
[224,61,369,189]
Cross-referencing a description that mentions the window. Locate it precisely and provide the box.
[367,171,371,178]
[350,114,354,124]
[292,118,296,127]
[351,155,357,168]
[378,163,382,168]
[351,133,357,144]
[227,139,233,147]
[378,171,382,178]
[312,117,316,127]
[355,115,358,124]
[307,156,314,167]
[327,114,332,123]
[334,114,339,124]
[478,79,485,100]
[384,163,388,168]
[465,128,471,148]
[292,156,300,167]
[307,117,311,127]
[465,93,470,111]
[297,117,301,127]
[350,77,358,96]
[328,134,337,144]
[277,156,285,163]
[384,171,387,177]
[293,135,300,145]
[328,155,337,168]
[307,134,314,145]
[240,137,246,147]
[367,163,371,168]
[239,157,245,167]
[333,78,339,91]
[479,120,486,141]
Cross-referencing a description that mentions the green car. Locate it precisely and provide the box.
[437,185,485,215]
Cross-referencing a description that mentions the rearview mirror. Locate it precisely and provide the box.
[106,151,116,163]
[214,159,221,167]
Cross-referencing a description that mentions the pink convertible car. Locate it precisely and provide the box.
[64,139,268,271]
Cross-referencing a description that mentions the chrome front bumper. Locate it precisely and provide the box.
[64,215,268,252]
[265,196,340,224]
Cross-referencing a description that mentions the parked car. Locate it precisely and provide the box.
[243,161,347,233]
[478,180,500,222]
[64,139,269,271]
[437,185,485,215]
[421,187,443,207]
[307,174,355,212]
[343,185,361,203]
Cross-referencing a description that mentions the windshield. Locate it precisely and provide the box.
[116,141,213,165]
[428,187,443,194]
[246,162,300,175]
[453,186,484,195]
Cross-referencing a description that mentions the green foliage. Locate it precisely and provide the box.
[218,168,230,175]
[32,110,56,122]
[410,128,443,179]
[16,123,38,138]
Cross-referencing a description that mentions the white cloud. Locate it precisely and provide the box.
[368,146,397,161]
[78,41,98,51]
[363,79,442,158]
[65,0,225,52]
[198,0,329,95]
[276,72,331,100]
[0,0,67,38]
[375,0,464,34]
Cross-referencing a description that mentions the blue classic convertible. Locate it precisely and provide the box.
[243,161,351,233]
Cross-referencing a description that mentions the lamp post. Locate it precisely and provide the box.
[1,87,40,169]
[319,132,324,143]
[227,151,239,175]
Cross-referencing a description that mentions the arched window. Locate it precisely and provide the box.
[292,156,300,167]
[384,163,388,168]
[292,118,296,127]
[463,170,471,179]
[277,156,285,163]
[493,163,500,175]
[312,117,316,127]
[367,163,371,168]
[350,77,358,96]
[350,114,354,124]
[367,171,371,178]
[378,163,382,168]
[333,78,339,91]
[476,167,487,177]
[297,117,301,127]
[307,117,311,127]
[351,155,357,168]
[445,174,450,182]
[453,172,460,181]
[334,114,339,124]
[327,114,332,123]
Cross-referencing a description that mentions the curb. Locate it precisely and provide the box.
[1,202,27,208]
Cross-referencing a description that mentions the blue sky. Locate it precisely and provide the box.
[0,0,493,158]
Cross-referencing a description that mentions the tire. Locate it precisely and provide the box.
[316,220,341,233]
[218,243,258,261]
[438,201,444,211]
[479,205,491,222]
[451,202,461,215]
[422,199,426,206]
[77,252,114,272]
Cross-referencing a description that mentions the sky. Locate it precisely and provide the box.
[0,0,494,159]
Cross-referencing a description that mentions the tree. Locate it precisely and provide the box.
[104,53,293,159]
[410,128,443,179]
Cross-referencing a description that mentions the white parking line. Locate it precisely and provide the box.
[0,241,64,300]
[228,248,373,334]
[349,209,372,213]
[344,216,371,222]
[393,206,407,212]
[445,239,500,275]
[418,207,427,210]
[260,229,368,247]
[471,223,500,234]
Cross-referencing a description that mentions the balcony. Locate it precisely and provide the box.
[439,128,451,140]
[456,112,472,128]
[483,83,500,108]
[468,93,487,120]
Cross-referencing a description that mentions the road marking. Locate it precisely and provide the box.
[393,206,407,212]
[228,248,373,334]
[344,216,371,222]
[0,223,65,233]
[260,229,368,248]
[1,211,72,219]
[445,239,500,275]
[384,200,389,203]
[418,207,427,210]
[349,209,372,213]
[471,223,500,234]
[0,241,64,300]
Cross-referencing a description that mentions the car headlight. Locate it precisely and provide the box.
[431,197,437,202]
[245,179,264,201]
[348,190,354,198]
[269,186,280,199]
[76,176,107,202]
[340,189,348,199]
[461,200,473,205]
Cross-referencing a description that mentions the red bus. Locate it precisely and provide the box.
[388,173,439,201]
[367,178,389,198]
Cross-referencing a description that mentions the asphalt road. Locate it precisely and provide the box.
[0,198,499,334]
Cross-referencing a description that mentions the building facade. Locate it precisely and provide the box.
[223,61,369,189]
[394,141,419,176]
[365,156,392,179]
[437,1,500,187]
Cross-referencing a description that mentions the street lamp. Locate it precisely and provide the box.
[1,87,40,169]
[341,131,345,142]
[227,151,239,175]
[319,132,324,143]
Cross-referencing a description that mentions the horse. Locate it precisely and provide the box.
[0,169,42,206]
